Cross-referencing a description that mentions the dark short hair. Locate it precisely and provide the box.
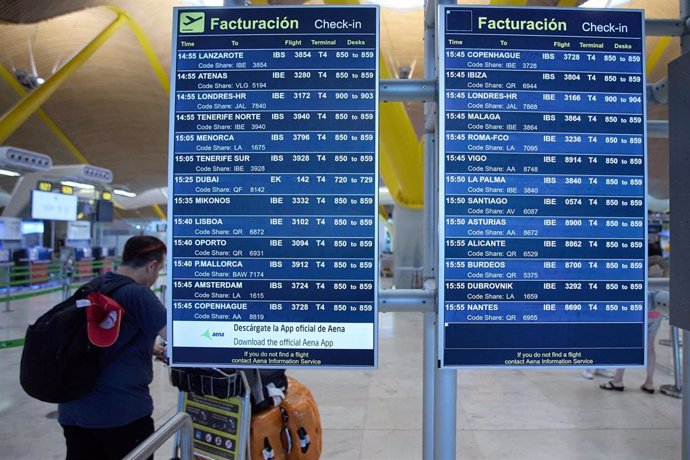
[121,235,166,268]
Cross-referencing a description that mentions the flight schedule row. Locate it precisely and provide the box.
[445,69,642,93]
[173,172,375,194]
[172,300,374,323]
[445,132,643,155]
[173,236,374,256]
[444,111,643,134]
[176,89,377,111]
[175,153,376,174]
[445,152,643,175]
[173,257,374,279]
[173,196,374,215]
[174,132,375,152]
[445,280,643,302]
[175,110,375,132]
[445,258,643,280]
[445,237,643,258]
[176,48,375,70]
[444,195,643,217]
[176,70,376,91]
[445,49,642,72]
[445,301,644,323]
[174,217,375,237]
[445,216,643,238]
[445,90,643,114]
[446,173,642,196]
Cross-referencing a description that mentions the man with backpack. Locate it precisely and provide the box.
[57,235,167,460]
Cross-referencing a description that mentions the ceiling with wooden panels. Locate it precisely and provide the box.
[0,0,682,219]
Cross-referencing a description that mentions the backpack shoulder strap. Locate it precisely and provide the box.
[77,276,134,299]
[73,278,101,298]
[98,276,135,297]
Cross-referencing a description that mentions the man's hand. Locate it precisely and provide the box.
[153,340,168,364]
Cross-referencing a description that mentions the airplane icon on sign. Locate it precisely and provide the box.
[179,12,205,33]
[183,15,202,26]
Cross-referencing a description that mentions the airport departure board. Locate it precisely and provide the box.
[439,7,647,367]
[168,6,379,368]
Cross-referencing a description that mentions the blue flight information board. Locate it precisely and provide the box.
[167,6,379,368]
[438,6,647,367]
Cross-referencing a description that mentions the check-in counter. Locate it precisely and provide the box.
[74,247,94,280]
[0,248,13,288]
[13,247,52,286]
[92,246,116,275]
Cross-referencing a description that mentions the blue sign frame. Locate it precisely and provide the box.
[167,6,379,368]
[438,6,648,368]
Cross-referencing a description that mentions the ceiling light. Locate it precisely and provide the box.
[13,69,44,90]
[61,180,94,190]
[0,168,21,177]
[580,0,630,8]
[113,189,137,198]
[186,0,223,6]
[364,0,424,9]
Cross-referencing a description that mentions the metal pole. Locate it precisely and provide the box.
[50,221,55,256]
[62,266,70,301]
[680,3,690,459]
[435,367,457,458]
[422,1,438,458]
[378,288,434,312]
[674,327,683,390]
[649,277,669,291]
[648,120,669,138]
[4,265,10,312]
[423,309,436,460]
[380,79,436,102]
[432,1,457,459]
[123,412,194,460]
[660,325,683,398]
[681,330,690,460]
[159,284,167,305]
[645,18,687,37]
[682,1,690,52]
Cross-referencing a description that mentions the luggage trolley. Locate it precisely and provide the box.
[169,368,253,460]
[169,368,291,460]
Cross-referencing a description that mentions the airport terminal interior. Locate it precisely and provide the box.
[0,0,684,459]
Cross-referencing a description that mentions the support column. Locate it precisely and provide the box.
[684,329,690,460]
[430,1,457,459]
[678,2,690,459]
[422,2,438,458]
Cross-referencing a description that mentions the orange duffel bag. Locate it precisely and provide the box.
[250,376,322,460]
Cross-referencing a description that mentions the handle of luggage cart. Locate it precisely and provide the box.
[170,368,254,460]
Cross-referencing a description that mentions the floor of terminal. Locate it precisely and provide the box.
[0,286,682,459]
